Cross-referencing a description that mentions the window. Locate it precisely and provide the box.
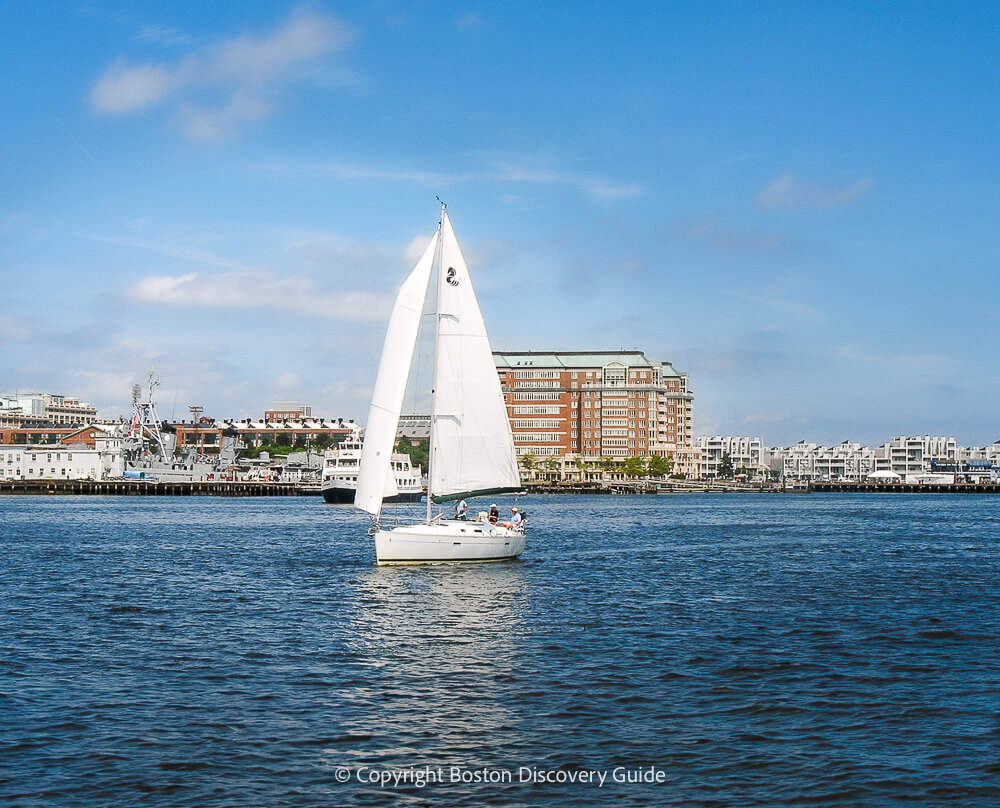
[603,362,626,386]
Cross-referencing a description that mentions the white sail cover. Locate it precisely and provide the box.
[430,211,520,500]
[354,235,437,515]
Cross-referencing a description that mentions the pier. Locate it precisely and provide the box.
[0,479,318,497]
[810,481,1000,494]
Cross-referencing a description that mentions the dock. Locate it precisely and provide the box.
[810,481,1000,494]
[0,479,319,497]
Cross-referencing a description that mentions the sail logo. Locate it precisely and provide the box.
[446,267,460,286]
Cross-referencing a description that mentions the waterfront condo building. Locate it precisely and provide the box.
[494,350,696,476]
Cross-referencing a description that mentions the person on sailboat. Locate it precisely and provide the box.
[488,504,499,524]
[502,507,523,530]
[454,498,468,520]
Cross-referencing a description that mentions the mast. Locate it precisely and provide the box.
[426,204,446,525]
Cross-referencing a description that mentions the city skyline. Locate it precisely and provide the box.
[2,3,998,447]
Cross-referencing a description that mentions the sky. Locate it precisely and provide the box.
[2,1,998,448]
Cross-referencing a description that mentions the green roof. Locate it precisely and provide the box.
[493,350,682,375]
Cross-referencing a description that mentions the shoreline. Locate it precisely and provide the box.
[4,479,1000,497]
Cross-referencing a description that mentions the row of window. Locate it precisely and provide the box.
[3,452,77,462]
[511,392,563,401]
[511,419,562,429]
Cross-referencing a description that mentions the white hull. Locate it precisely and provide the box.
[375,520,525,565]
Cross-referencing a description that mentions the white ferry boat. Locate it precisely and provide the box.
[320,440,423,504]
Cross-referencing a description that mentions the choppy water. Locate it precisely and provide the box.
[1,493,998,807]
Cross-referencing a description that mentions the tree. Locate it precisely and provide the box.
[519,452,537,473]
[395,437,428,472]
[647,454,674,478]
[621,456,648,478]
[718,452,734,479]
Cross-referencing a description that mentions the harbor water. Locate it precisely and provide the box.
[2,494,998,806]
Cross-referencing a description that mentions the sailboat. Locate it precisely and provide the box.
[354,206,525,564]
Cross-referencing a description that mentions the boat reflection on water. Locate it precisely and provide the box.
[336,562,530,765]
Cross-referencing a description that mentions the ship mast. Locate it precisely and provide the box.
[425,205,446,526]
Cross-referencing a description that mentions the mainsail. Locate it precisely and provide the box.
[429,211,520,501]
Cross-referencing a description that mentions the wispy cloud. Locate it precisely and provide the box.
[0,313,30,341]
[830,344,960,376]
[78,232,251,271]
[89,8,353,140]
[136,25,195,47]
[125,269,391,321]
[457,14,484,30]
[0,215,26,232]
[757,173,873,210]
[723,289,826,322]
[258,153,642,200]
[673,215,799,254]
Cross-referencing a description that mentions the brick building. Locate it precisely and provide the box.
[494,350,695,476]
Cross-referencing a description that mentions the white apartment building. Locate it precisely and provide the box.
[882,435,957,477]
[0,436,124,481]
[765,435,974,481]
[0,392,98,425]
[770,441,881,481]
[696,436,768,478]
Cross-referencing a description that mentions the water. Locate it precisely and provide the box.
[1,493,997,807]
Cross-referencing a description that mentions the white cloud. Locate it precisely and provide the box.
[258,152,642,200]
[405,235,433,264]
[830,344,960,377]
[0,313,30,341]
[0,214,26,232]
[457,14,484,30]
[674,215,800,255]
[136,25,195,47]
[757,173,873,210]
[125,269,392,321]
[89,8,353,140]
[91,60,177,113]
[78,232,250,271]
[723,289,826,322]
[274,372,302,390]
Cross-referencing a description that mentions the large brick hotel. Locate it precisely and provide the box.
[494,350,696,476]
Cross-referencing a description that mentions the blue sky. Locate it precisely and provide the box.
[2,2,998,447]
